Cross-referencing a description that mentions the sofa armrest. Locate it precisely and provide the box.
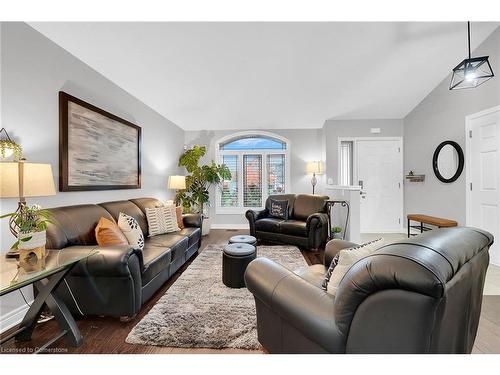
[245,208,268,222]
[245,257,344,353]
[306,212,329,230]
[183,213,202,228]
[324,239,358,266]
[59,245,141,277]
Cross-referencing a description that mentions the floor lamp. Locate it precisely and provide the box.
[0,160,56,258]
[306,161,324,195]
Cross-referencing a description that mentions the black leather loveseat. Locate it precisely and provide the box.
[45,198,202,318]
[245,227,494,353]
[245,194,329,250]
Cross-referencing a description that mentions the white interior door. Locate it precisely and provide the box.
[356,139,403,233]
[468,106,500,266]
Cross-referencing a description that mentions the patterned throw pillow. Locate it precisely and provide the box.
[117,212,145,250]
[269,199,289,220]
[321,238,384,294]
[145,206,180,237]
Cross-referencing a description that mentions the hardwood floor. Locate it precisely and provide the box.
[1,229,499,354]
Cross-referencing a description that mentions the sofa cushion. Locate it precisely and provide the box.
[141,244,172,286]
[46,204,113,249]
[95,217,129,246]
[147,233,189,260]
[179,227,201,248]
[255,218,284,233]
[266,194,296,219]
[280,220,308,237]
[269,198,289,220]
[99,200,150,237]
[294,264,327,288]
[118,212,145,250]
[293,194,328,220]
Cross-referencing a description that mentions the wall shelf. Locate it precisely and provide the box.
[405,171,425,182]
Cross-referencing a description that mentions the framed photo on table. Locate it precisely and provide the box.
[59,91,141,191]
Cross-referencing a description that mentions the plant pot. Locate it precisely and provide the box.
[202,216,211,236]
[18,230,47,252]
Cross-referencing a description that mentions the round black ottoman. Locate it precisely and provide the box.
[222,243,256,288]
[228,235,257,246]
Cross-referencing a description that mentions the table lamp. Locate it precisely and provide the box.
[306,161,324,195]
[167,175,186,204]
[0,159,56,258]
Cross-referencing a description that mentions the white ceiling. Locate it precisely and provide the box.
[30,22,499,130]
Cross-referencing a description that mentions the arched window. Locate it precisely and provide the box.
[216,131,290,213]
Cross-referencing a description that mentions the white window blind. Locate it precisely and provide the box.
[340,141,353,186]
[243,154,262,207]
[267,154,285,195]
[221,155,238,207]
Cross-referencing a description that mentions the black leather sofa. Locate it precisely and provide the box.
[245,227,494,353]
[245,194,329,250]
[45,197,202,318]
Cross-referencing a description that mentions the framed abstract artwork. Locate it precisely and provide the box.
[59,91,141,191]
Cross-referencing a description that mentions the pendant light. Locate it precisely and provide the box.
[450,22,494,90]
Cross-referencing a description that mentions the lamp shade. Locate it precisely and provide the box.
[0,162,56,198]
[306,161,324,175]
[167,175,186,190]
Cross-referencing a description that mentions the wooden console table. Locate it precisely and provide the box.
[407,214,457,238]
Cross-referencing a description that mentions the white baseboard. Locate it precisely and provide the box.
[211,224,248,230]
[0,303,31,334]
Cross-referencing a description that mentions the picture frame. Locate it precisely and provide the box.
[59,91,142,191]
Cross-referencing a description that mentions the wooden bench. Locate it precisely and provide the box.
[407,214,458,238]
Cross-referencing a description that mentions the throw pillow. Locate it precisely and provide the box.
[117,212,145,250]
[145,206,180,236]
[322,238,385,295]
[176,206,185,229]
[269,199,289,220]
[95,217,129,246]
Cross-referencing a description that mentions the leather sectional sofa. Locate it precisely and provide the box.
[246,194,329,250]
[46,197,202,318]
[245,227,494,353]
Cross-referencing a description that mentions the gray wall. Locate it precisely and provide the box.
[184,128,326,225]
[323,119,404,184]
[404,26,500,225]
[0,23,185,330]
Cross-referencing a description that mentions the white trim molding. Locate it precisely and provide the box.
[0,302,31,334]
[211,223,249,230]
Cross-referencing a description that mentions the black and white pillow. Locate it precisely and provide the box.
[118,212,145,250]
[269,199,289,220]
[145,205,179,236]
[321,238,383,292]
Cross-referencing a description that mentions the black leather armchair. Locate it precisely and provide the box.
[246,194,329,250]
[245,227,494,353]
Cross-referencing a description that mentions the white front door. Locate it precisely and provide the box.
[356,139,403,232]
[467,106,500,265]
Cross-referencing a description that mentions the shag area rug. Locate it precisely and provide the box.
[125,244,307,350]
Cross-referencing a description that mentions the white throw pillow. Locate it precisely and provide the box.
[117,212,145,250]
[325,238,386,296]
[145,206,179,237]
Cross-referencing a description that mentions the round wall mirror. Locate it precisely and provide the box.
[433,141,464,183]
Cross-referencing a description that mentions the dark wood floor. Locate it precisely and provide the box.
[1,229,499,354]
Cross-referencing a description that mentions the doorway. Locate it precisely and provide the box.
[466,105,500,266]
[338,137,403,233]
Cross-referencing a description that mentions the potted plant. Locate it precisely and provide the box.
[176,145,231,235]
[1,204,52,255]
[331,226,343,239]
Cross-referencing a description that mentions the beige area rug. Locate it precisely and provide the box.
[125,244,307,349]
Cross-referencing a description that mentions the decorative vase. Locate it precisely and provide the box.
[202,216,211,236]
[18,230,47,255]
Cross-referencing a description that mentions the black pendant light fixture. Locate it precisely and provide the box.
[449,22,494,90]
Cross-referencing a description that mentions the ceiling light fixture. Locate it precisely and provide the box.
[450,22,494,90]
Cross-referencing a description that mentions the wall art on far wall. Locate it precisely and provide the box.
[59,91,141,191]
